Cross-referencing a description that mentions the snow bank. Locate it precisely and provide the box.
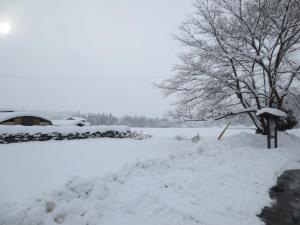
[0,125,130,135]
[222,132,300,149]
[1,132,299,225]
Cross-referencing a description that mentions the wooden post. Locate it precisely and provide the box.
[218,121,231,141]
[267,119,271,149]
[275,120,278,148]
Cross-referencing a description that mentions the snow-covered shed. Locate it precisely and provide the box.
[0,111,52,126]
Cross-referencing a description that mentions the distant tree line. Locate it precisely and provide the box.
[72,112,178,128]
[70,109,300,128]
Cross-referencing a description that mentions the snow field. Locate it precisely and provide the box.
[1,128,299,225]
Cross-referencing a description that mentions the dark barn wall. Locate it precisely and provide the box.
[0,116,52,126]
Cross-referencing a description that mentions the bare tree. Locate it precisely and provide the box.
[159,0,300,133]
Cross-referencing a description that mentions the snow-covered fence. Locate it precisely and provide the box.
[0,125,132,144]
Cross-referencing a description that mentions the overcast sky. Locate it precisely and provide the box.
[0,0,193,117]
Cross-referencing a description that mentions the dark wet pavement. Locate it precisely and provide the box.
[258,169,300,225]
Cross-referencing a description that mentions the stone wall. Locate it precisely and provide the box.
[0,130,132,144]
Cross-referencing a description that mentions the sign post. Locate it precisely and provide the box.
[256,108,287,149]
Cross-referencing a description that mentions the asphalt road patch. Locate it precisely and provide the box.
[258,170,300,225]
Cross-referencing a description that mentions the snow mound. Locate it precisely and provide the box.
[222,132,300,149]
[1,134,299,225]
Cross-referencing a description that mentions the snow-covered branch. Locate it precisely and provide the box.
[159,0,300,133]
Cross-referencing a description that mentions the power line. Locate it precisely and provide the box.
[0,74,170,80]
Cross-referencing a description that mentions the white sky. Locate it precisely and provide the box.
[0,0,193,117]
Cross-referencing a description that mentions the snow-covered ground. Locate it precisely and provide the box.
[1,127,220,204]
[0,127,299,225]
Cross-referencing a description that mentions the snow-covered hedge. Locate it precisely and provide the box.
[0,125,132,144]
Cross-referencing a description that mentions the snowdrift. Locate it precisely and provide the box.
[223,131,300,148]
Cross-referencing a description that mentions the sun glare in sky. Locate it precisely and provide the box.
[0,19,11,36]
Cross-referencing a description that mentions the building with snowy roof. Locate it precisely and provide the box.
[0,111,52,126]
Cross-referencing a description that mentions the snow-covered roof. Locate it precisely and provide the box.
[52,120,83,126]
[52,119,90,126]
[67,117,86,121]
[0,109,15,113]
[0,107,24,112]
[256,108,287,118]
[0,112,52,123]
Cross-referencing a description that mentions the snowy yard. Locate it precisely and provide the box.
[0,127,300,225]
[2,0,299,224]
